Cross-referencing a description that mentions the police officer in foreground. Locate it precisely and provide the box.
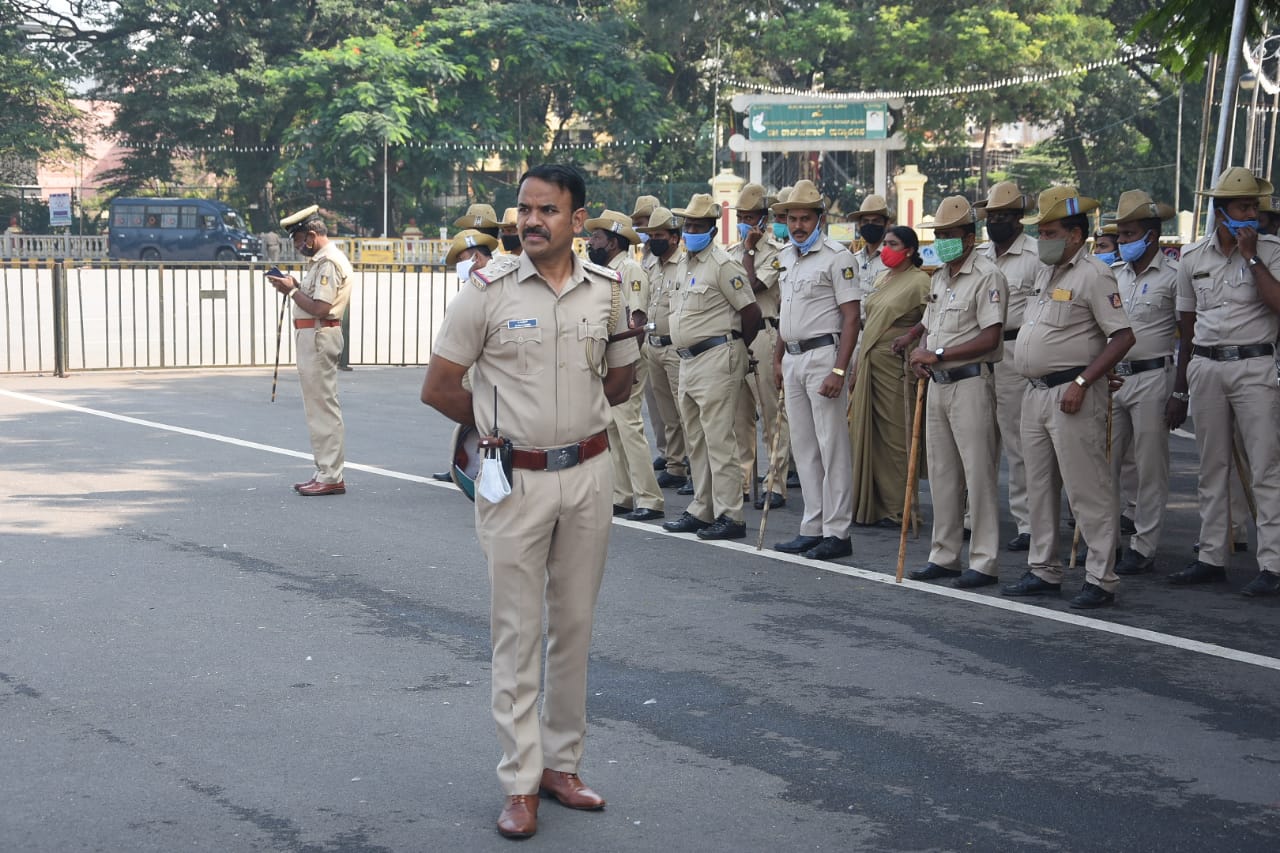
[975,181,1041,551]
[1167,167,1280,597]
[1108,191,1179,576]
[422,164,636,839]
[662,193,761,540]
[729,182,791,510]
[1003,187,1135,609]
[586,209,665,522]
[268,205,353,496]
[772,180,860,561]
[901,196,1008,588]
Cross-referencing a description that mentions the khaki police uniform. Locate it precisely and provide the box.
[606,252,663,512]
[1112,249,1178,558]
[729,235,791,498]
[670,243,756,523]
[854,245,888,304]
[777,235,859,539]
[431,252,637,796]
[645,248,688,478]
[921,252,1008,576]
[1013,247,1131,591]
[294,241,353,484]
[979,232,1041,537]
[1176,232,1280,572]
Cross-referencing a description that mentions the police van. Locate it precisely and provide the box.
[107,198,260,261]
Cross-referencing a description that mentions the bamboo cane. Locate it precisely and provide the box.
[755,386,788,550]
[270,291,289,403]
[896,377,928,582]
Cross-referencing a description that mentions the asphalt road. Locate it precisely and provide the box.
[1,366,1277,852]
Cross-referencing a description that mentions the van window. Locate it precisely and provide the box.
[114,206,144,227]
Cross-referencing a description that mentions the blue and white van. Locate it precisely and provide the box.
[108,198,261,261]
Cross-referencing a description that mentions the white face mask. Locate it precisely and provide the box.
[455,257,474,284]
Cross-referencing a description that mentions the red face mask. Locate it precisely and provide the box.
[880,245,910,268]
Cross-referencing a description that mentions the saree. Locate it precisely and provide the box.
[848,266,931,525]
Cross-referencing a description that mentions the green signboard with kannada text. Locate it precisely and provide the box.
[747,102,890,142]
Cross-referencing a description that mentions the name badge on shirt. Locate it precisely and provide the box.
[507,318,538,329]
[1050,288,1073,302]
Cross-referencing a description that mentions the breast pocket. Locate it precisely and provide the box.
[939,297,973,332]
[1129,290,1173,320]
[1042,298,1077,328]
[499,326,543,375]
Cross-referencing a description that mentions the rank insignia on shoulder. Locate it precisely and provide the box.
[731,275,746,290]
[841,267,855,280]
[989,289,1001,303]
[1050,287,1073,302]
[1108,293,1123,309]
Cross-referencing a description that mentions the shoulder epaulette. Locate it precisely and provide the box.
[471,254,520,289]
[583,259,623,282]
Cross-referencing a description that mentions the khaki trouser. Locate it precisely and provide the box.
[295,327,345,483]
[477,452,612,795]
[782,344,854,539]
[734,323,790,497]
[993,358,1030,535]
[1022,381,1120,591]
[1109,363,1172,557]
[679,340,748,522]
[646,342,688,477]
[1188,355,1280,572]
[925,371,1001,575]
[644,382,666,458]
[609,357,664,511]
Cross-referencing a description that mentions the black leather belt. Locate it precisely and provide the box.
[676,331,741,359]
[648,334,673,347]
[1027,366,1085,390]
[756,317,780,331]
[1003,328,1020,341]
[1113,356,1169,376]
[929,363,989,384]
[784,333,837,355]
[1192,343,1275,361]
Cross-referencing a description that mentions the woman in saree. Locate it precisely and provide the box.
[848,225,931,527]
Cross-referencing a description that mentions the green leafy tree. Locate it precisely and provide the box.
[1131,0,1280,78]
[0,6,83,173]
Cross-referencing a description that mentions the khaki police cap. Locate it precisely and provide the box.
[280,204,321,233]
[932,196,984,230]
[637,207,680,233]
[1021,186,1100,226]
[736,183,769,212]
[1111,190,1175,224]
[584,209,641,245]
[1096,224,1118,236]
[673,193,721,220]
[772,180,825,212]
[452,203,500,230]
[852,194,890,220]
[500,207,518,227]
[769,186,795,214]
[1197,166,1275,198]
[444,230,498,265]
[975,181,1029,212]
[631,195,661,218]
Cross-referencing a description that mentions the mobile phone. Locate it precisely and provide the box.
[267,267,284,279]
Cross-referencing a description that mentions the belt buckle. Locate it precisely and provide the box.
[1114,362,1133,377]
[648,334,662,347]
[546,445,579,471]
[677,347,694,359]
[930,367,951,384]
[1029,378,1049,390]
[785,341,802,355]
[1220,345,1241,361]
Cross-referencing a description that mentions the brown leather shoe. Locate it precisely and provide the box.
[297,480,345,496]
[496,794,538,838]
[539,769,606,810]
[292,478,316,492]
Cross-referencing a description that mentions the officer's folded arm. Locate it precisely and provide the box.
[420,356,476,427]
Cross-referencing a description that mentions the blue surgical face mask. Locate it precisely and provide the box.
[1094,251,1118,266]
[1119,232,1151,264]
[737,222,751,242]
[773,222,789,240]
[791,228,821,255]
[1219,209,1259,236]
[683,229,714,253]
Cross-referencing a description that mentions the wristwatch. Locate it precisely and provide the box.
[1248,256,1262,267]
[831,367,846,377]
[1074,375,1088,388]
[746,249,757,257]
[934,347,945,359]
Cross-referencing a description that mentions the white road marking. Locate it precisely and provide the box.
[6,386,1277,673]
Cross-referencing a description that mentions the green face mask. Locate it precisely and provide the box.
[1037,237,1068,265]
[934,237,965,263]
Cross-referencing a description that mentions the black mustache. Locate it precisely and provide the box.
[522,229,550,240]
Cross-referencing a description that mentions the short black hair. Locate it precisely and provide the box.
[519,163,587,211]
[1059,213,1090,240]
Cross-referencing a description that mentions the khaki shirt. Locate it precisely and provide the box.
[1115,249,1179,360]
[978,231,1041,331]
[1175,232,1280,347]
[778,236,859,343]
[646,248,686,337]
[1013,245,1131,378]
[610,253,650,316]
[295,241,353,321]
[923,250,1008,368]
[669,243,755,347]
[853,245,887,302]
[432,252,637,448]
[728,236,784,318]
